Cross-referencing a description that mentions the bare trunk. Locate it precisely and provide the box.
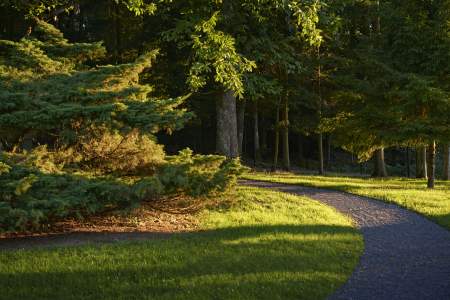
[443,144,450,180]
[372,148,388,177]
[427,141,436,189]
[253,100,261,164]
[228,92,239,158]
[326,134,332,167]
[416,147,428,179]
[216,90,239,158]
[237,99,246,156]
[216,94,230,157]
[318,133,324,175]
[272,102,280,171]
[282,97,290,171]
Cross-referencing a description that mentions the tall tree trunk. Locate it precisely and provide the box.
[318,133,324,175]
[216,90,239,158]
[372,148,388,177]
[272,102,280,171]
[237,99,246,156]
[443,143,450,181]
[253,100,261,165]
[228,92,239,158]
[416,146,428,179]
[216,93,230,158]
[282,97,290,171]
[427,141,436,189]
[326,134,332,167]
[317,46,324,175]
[113,3,121,64]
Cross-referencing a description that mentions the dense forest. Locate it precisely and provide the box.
[1,1,450,231]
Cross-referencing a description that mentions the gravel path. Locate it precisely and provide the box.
[241,180,450,300]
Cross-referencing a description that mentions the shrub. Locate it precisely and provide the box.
[158,149,245,196]
[0,150,246,232]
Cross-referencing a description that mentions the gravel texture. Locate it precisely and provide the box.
[241,180,450,300]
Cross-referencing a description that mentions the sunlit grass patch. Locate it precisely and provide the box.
[0,186,363,300]
[242,172,450,230]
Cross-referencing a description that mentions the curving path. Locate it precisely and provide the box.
[241,180,450,300]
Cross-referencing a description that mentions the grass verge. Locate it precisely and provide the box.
[0,186,363,300]
[242,172,450,231]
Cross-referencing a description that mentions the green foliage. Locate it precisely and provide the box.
[77,127,166,175]
[0,149,245,232]
[2,0,156,17]
[0,20,192,143]
[159,148,246,196]
[0,157,137,232]
[0,20,243,233]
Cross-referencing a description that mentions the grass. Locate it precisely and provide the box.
[242,172,450,231]
[0,186,363,300]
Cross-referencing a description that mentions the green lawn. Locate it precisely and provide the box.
[242,172,450,231]
[0,186,363,300]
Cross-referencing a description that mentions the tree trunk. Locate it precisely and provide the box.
[237,99,246,156]
[282,97,290,171]
[416,146,428,179]
[216,90,239,158]
[272,102,280,171]
[113,3,121,64]
[427,141,436,189]
[228,92,239,158]
[318,133,324,175]
[326,134,332,167]
[443,143,450,181]
[372,148,388,177]
[253,100,261,165]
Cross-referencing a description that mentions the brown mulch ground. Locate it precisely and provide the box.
[0,202,199,251]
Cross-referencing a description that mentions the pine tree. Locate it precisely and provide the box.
[0,19,191,156]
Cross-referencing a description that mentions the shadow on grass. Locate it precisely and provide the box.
[0,224,362,300]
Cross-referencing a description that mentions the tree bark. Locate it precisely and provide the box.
[427,141,436,189]
[253,100,261,165]
[237,99,246,156]
[216,90,239,158]
[282,97,290,171]
[318,133,324,175]
[442,143,449,180]
[416,146,428,179]
[326,134,332,167]
[372,148,388,177]
[272,102,280,171]
[228,92,239,158]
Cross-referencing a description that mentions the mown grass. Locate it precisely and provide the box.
[0,186,363,300]
[242,172,450,231]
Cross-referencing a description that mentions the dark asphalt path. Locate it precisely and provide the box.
[241,180,450,300]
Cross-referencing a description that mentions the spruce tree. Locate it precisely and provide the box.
[0,18,191,156]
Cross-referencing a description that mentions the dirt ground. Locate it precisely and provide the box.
[0,202,199,250]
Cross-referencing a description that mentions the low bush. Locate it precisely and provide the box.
[0,149,245,233]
